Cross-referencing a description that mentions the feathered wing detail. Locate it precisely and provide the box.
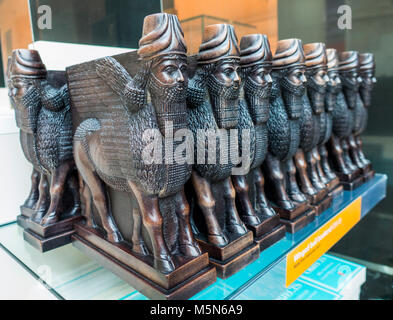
[267,95,299,161]
[332,91,353,138]
[188,99,236,182]
[237,99,255,173]
[299,94,321,151]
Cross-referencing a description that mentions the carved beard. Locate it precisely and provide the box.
[148,73,188,136]
[360,84,373,108]
[280,76,305,119]
[244,76,271,125]
[341,76,358,109]
[306,77,326,114]
[207,74,240,129]
[13,82,41,134]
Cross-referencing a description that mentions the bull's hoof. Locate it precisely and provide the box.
[241,214,261,227]
[179,242,201,258]
[41,213,59,226]
[155,255,175,274]
[289,192,307,204]
[258,205,276,218]
[227,222,248,236]
[208,233,228,247]
[132,241,149,256]
[106,230,123,243]
[276,199,296,211]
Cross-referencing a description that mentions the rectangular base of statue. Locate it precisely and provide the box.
[17,214,30,229]
[254,224,286,251]
[329,184,344,198]
[209,243,260,279]
[359,163,372,175]
[335,168,362,183]
[341,175,364,191]
[196,230,259,279]
[72,223,216,300]
[280,207,316,234]
[312,194,332,216]
[248,214,281,238]
[363,170,375,183]
[17,206,35,229]
[326,177,344,198]
[272,201,309,221]
[22,215,82,252]
[308,188,328,204]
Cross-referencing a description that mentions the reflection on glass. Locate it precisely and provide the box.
[29,0,161,48]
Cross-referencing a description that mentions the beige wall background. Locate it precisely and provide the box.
[0,0,32,80]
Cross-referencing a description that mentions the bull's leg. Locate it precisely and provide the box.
[74,140,123,243]
[191,170,228,246]
[314,148,329,185]
[174,189,201,257]
[232,174,261,226]
[128,181,174,273]
[285,157,307,204]
[262,153,296,211]
[253,168,276,217]
[32,173,49,222]
[67,170,81,217]
[41,163,70,225]
[329,135,351,175]
[23,169,40,209]
[131,207,149,256]
[80,178,95,228]
[355,135,371,167]
[222,177,248,236]
[294,150,318,197]
[318,144,337,181]
[348,134,364,168]
[305,148,326,191]
[341,138,358,172]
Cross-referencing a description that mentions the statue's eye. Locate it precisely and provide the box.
[180,65,188,73]
[164,65,176,73]
[224,68,233,75]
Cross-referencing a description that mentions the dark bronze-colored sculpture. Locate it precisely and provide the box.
[68,13,215,299]
[328,51,363,190]
[316,48,343,197]
[230,33,285,250]
[186,24,259,278]
[263,39,315,233]
[7,49,81,252]
[354,53,376,182]
[294,42,332,215]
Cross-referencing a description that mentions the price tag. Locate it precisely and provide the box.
[286,197,362,287]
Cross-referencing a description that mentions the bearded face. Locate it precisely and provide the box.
[8,75,41,134]
[148,55,189,134]
[325,70,341,112]
[306,67,328,114]
[340,70,359,109]
[207,58,241,129]
[359,70,376,108]
[243,64,272,125]
[277,66,307,119]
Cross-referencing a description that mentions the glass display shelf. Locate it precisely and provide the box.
[0,174,387,300]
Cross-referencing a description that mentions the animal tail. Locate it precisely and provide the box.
[74,118,101,142]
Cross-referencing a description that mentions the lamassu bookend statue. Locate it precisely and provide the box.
[7,49,81,252]
[67,13,215,299]
[231,34,286,250]
[186,24,259,278]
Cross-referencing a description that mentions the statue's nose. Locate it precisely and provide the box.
[300,73,307,83]
[176,71,184,83]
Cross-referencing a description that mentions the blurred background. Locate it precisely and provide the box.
[0,0,392,299]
